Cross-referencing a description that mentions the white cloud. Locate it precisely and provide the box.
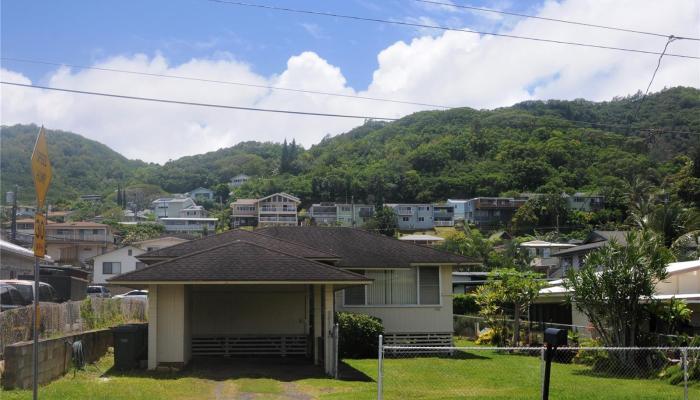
[1,0,698,163]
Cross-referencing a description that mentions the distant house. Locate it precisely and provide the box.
[399,233,445,246]
[160,217,217,234]
[447,199,468,221]
[551,230,629,276]
[519,240,576,278]
[452,271,489,294]
[433,203,455,227]
[230,192,300,228]
[385,203,434,231]
[44,221,116,266]
[151,196,196,218]
[230,174,250,188]
[186,187,214,201]
[79,194,102,202]
[308,203,374,227]
[564,193,605,212]
[463,197,526,229]
[92,236,190,293]
[179,205,208,218]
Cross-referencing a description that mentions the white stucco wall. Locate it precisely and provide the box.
[190,285,308,336]
[335,265,453,333]
[92,246,144,284]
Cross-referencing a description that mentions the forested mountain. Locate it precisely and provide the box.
[2,87,699,207]
[0,124,146,203]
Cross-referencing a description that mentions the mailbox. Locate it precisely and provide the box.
[544,328,567,347]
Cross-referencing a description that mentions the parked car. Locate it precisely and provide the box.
[0,280,59,303]
[113,290,148,301]
[0,283,30,312]
[87,285,111,298]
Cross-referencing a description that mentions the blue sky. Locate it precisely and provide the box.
[2,0,698,162]
[2,0,537,89]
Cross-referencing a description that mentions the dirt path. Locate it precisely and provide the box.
[213,381,314,400]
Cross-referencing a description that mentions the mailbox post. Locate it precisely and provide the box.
[542,328,567,400]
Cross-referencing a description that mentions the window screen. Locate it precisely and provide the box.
[344,270,366,305]
[103,262,121,274]
[419,267,440,305]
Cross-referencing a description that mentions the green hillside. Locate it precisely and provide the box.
[2,87,699,209]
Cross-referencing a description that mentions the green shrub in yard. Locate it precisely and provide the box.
[336,312,384,358]
[475,328,502,345]
[453,294,480,315]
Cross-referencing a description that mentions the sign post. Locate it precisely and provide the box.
[30,126,51,400]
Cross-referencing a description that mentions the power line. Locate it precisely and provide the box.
[3,81,697,135]
[0,81,400,120]
[206,0,700,60]
[0,57,450,109]
[634,36,678,118]
[412,0,700,41]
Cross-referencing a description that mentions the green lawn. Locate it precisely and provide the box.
[1,347,696,399]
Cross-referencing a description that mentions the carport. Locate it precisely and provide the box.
[108,239,370,375]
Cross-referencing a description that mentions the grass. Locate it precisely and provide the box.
[1,347,697,399]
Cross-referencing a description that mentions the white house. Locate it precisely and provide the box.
[152,197,196,219]
[110,227,474,372]
[519,240,576,278]
[186,187,214,201]
[230,174,250,188]
[92,236,190,292]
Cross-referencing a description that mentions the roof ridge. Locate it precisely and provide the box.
[249,230,339,258]
[110,238,368,282]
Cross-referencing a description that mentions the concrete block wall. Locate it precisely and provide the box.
[2,329,112,390]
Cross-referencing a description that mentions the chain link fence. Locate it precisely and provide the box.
[0,297,147,358]
[377,338,700,399]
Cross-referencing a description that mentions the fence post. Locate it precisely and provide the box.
[682,348,688,400]
[540,347,545,398]
[377,334,383,400]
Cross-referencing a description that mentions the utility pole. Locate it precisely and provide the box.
[10,185,18,242]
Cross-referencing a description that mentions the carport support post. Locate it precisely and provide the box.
[313,285,322,365]
[323,284,334,375]
[148,285,158,370]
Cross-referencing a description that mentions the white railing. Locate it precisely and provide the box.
[434,220,455,227]
[259,216,297,223]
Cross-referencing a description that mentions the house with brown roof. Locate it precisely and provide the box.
[44,221,116,266]
[109,227,473,373]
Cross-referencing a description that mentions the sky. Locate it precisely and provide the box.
[1,0,699,164]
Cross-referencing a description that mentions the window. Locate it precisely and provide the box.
[419,267,440,304]
[127,249,133,256]
[343,267,440,306]
[103,262,121,275]
[402,217,410,222]
[418,217,425,222]
[136,262,146,270]
[93,229,100,234]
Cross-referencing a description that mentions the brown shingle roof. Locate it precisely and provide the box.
[109,240,369,283]
[137,229,338,261]
[257,226,475,268]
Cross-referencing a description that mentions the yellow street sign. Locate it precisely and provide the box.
[31,126,52,207]
[33,213,46,258]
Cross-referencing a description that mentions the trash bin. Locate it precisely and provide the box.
[112,323,147,371]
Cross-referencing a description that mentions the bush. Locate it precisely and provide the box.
[453,294,480,315]
[336,312,384,358]
[475,328,501,345]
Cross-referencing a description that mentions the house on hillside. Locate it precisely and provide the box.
[564,193,604,212]
[186,187,214,201]
[384,203,434,231]
[308,203,374,227]
[447,199,468,221]
[151,196,196,218]
[160,217,217,234]
[44,222,116,266]
[463,197,526,229]
[519,240,577,278]
[230,174,250,188]
[399,233,445,246]
[230,192,300,228]
[111,227,474,372]
[433,203,455,227]
[92,236,190,293]
[551,230,628,276]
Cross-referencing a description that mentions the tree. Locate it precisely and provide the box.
[212,183,231,205]
[120,223,165,245]
[437,228,495,269]
[565,230,672,347]
[365,206,397,237]
[475,268,544,346]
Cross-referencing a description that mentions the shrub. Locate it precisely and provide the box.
[336,312,384,358]
[453,293,480,315]
[475,328,501,345]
